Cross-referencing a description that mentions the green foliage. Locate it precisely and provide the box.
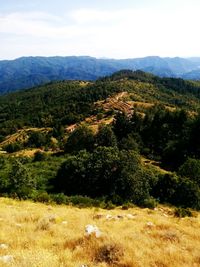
[178,158,200,185]
[65,125,95,153]
[2,71,200,208]
[153,173,200,210]
[0,156,11,192]
[27,132,48,148]
[119,134,139,151]
[4,142,23,153]
[8,159,36,198]
[174,207,193,218]
[96,125,117,147]
[32,191,51,203]
[54,147,153,204]
[33,151,47,162]
[142,197,158,209]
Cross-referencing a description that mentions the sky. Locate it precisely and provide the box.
[0,0,200,60]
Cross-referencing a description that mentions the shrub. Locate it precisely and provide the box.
[8,159,36,198]
[4,142,23,153]
[178,158,200,185]
[51,193,67,204]
[65,125,95,153]
[153,173,200,210]
[54,147,153,204]
[32,191,51,203]
[34,151,47,162]
[174,207,193,218]
[142,197,158,209]
[95,243,123,264]
[96,125,117,148]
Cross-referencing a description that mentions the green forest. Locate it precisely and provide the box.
[1,70,200,210]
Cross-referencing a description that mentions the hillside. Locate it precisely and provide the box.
[0,197,199,267]
[1,70,200,140]
[1,56,200,94]
[1,71,200,214]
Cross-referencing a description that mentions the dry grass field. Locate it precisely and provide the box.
[0,198,200,267]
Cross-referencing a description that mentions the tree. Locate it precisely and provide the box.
[53,150,90,195]
[54,147,153,204]
[64,125,95,153]
[113,112,132,141]
[178,158,200,185]
[8,159,36,198]
[96,125,117,148]
[27,132,47,148]
[119,134,139,151]
[115,150,151,204]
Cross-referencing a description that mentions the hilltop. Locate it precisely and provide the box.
[1,56,200,94]
[1,70,200,141]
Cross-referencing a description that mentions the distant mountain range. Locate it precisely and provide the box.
[1,55,200,94]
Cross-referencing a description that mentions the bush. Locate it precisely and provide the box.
[51,193,67,204]
[142,197,158,209]
[178,158,200,185]
[34,151,47,162]
[68,195,103,208]
[152,173,200,210]
[174,207,193,218]
[32,191,51,203]
[65,125,95,153]
[8,159,36,198]
[54,147,153,205]
[4,142,23,153]
[121,202,135,210]
[95,243,123,264]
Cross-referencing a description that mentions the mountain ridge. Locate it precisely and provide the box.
[1,55,200,94]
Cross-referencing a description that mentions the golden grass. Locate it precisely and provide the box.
[0,198,200,267]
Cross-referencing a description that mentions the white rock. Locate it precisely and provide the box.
[126,214,135,219]
[0,255,13,263]
[106,214,112,220]
[62,221,68,224]
[0,244,9,249]
[15,223,22,228]
[146,221,155,227]
[85,224,102,238]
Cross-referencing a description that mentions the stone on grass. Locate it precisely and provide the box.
[126,214,136,219]
[0,244,9,249]
[85,224,102,238]
[0,255,13,263]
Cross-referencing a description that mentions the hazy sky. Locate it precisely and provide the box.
[0,0,200,59]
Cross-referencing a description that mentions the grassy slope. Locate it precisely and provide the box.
[0,198,200,267]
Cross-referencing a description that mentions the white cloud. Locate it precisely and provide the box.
[0,6,200,59]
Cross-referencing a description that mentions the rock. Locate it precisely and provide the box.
[61,221,68,224]
[0,244,9,249]
[85,224,102,238]
[146,221,155,227]
[0,255,13,263]
[15,223,22,228]
[106,214,112,220]
[126,214,136,219]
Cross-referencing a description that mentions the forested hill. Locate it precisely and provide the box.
[1,56,200,94]
[1,70,200,140]
[2,70,200,210]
